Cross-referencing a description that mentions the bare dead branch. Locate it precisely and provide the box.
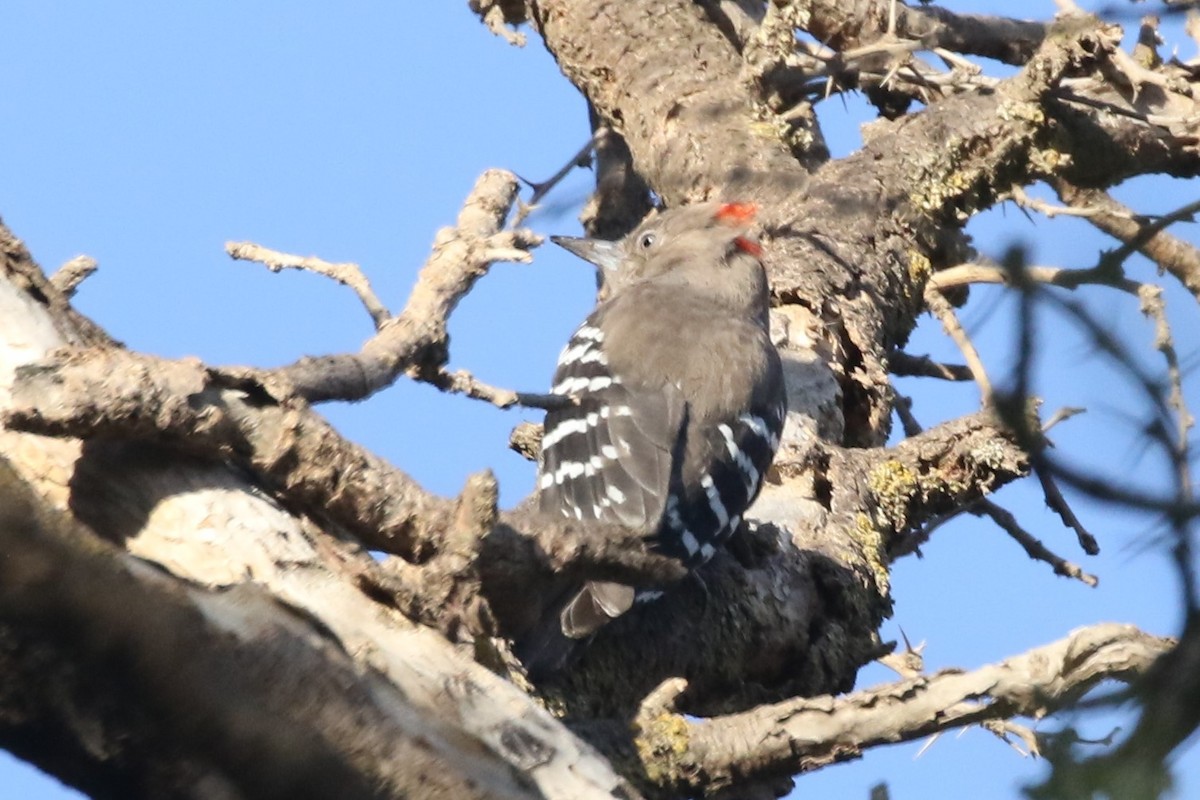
[977,498,1099,586]
[421,367,574,411]
[633,624,1170,795]
[515,135,597,222]
[49,255,98,298]
[923,285,993,404]
[929,261,1142,294]
[250,170,541,405]
[888,350,973,381]
[226,241,392,329]
[1053,180,1200,303]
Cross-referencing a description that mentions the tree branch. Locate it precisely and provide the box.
[1053,179,1200,303]
[634,623,1171,795]
[226,241,392,330]
[802,0,1049,66]
[246,169,542,405]
[0,456,548,800]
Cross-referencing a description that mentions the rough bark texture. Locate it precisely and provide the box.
[2,1,1199,798]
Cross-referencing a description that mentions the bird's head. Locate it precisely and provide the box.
[551,202,766,307]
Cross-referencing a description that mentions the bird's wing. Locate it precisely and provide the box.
[537,318,686,532]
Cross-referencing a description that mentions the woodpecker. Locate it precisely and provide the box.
[535,202,786,641]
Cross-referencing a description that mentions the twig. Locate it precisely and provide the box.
[226,241,392,330]
[1054,88,1200,131]
[876,628,925,679]
[1053,179,1200,303]
[1043,406,1086,433]
[923,285,993,404]
[1010,185,1122,220]
[232,170,541,405]
[893,392,924,438]
[888,350,973,381]
[980,718,1041,758]
[1035,469,1101,556]
[418,368,574,411]
[929,262,1141,294]
[978,499,1098,585]
[1102,197,1200,274]
[514,135,598,223]
[49,255,99,298]
[1139,284,1198,609]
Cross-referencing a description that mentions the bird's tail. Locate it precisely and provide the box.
[560,581,635,638]
[516,581,635,679]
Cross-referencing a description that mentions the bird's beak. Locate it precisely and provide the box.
[550,236,623,274]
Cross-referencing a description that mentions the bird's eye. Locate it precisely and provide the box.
[639,233,656,249]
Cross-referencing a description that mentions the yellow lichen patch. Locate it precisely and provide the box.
[1028,143,1070,174]
[996,99,1045,125]
[908,250,932,283]
[868,459,918,529]
[911,168,979,218]
[852,512,891,597]
[633,713,690,784]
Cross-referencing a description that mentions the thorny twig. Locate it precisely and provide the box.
[514,135,598,223]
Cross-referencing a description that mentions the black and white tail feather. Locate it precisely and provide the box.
[520,202,786,677]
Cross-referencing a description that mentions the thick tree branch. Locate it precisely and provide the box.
[802,0,1049,66]
[0,225,642,800]
[0,457,542,800]
[827,409,1030,546]
[632,623,1171,795]
[2,347,685,632]
[6,347,457,562]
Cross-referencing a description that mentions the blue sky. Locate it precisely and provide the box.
[0,3,1197,798]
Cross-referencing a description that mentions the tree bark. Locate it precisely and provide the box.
[2,1,1198,797]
